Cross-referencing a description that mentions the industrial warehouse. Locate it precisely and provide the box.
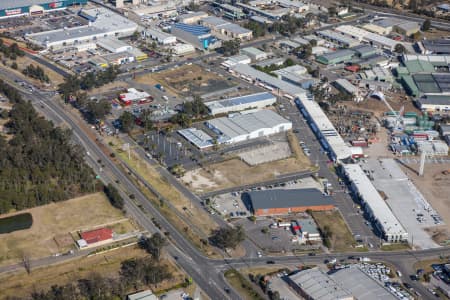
[0,0,87,18]
[26,7,138,49]
[206,109,292,144]
[205,92,276,115]
[246,188,335,216]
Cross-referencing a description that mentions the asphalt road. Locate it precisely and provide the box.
[0,70,237,299]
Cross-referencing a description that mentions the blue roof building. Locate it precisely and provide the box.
[171,23,221,50]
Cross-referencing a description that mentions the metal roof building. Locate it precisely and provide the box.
[230,63,307,98]
[342,164,408,243]
[144,28,177,45]
[246,188,335,216]
[287,268,353,300]
[26,7,137,49]
[127,290,157,300]
[206,109,292,144]
[178,128,214,149]
[205,92,276,115]
[334,78,358,95]
[330,266,397,300]
[171,23,220,50]
[241,47,267,61]
[420,39,450,55]
[317,30,360,48]
[229,64,352,161]
[335,25,401,51]
[96,37,131,53]
[316,49,355,65]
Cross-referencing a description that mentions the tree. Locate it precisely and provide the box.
[328,6,337,16]
[11,62,17,70]
[244,21,267,38]
[394,44,406,53]
[169,164,186,177]
[411,31,422,41]
[119,111,135,133]
[104,184,124,209]
[86,99,111,121]
[421,19,431,31]
[210,225,245,250]
[140,233,167,260]
[221,38,241,56]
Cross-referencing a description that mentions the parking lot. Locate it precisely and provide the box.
[210,176,323,218]
[362,159,442,249]
[236,217,320,253]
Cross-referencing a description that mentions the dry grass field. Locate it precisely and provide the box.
[0,246,185,300]
[312,210,356,252]
[0,193,128,266]
[135,64,236,97]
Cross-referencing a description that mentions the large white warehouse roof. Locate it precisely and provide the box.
[343,164,408,241]
[205,92,276,115]
[207,109,292,143]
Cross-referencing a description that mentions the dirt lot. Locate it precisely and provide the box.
[136,64,237,97]
[0,246,185,300]
[0,193,128,266]
[182,132,312,193]
[399,163,450,235]
[345,95,419,119]
[311,210,356,252]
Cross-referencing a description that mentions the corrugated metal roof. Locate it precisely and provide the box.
[206,92,275,110]
[207,109,291,140]
[178,128,213,149]
[288,268,352,300]
[343,164,407,237]
[172,23,210,36]
[247,188,335,210]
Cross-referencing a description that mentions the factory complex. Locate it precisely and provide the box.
[206,109,292,144]
[26,7,138,49]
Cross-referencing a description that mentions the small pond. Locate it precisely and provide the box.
[0,213,33,234]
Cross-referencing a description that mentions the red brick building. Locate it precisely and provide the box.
[247,188,335,217]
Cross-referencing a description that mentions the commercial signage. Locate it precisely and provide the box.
[49,2,64,9]
[5,8,22,16]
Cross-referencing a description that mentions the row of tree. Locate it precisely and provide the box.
[58,65,120,102]
[16,257,172,300]
[22,64,50,83]
[104,184,125,210]
[0,39,25,60]
[0,80,96,213]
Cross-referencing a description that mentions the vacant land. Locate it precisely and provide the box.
[312,210,356,252]
[0,246,185,299]
[183,132,312,193]
[0,193,128,266]
[399,163,450,233]
[224,269,265,300]
[136,64,237,97]
[106,137,221,257]
[108,137,218,234]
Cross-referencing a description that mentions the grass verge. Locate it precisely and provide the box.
[0,245,184,300]
[224,269,265,300]
[380,243,411,251]
[311,210,356,252]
